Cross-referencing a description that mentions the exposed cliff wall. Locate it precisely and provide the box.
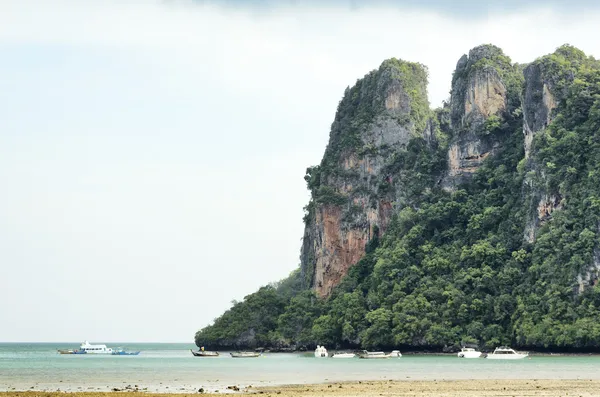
[522,46,590,242]
[523,63,558,159]
[300,59,436,297]
[302,45,528,296]
[443,45,522,189]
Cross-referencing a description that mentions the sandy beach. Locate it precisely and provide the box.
[2,379,600,396]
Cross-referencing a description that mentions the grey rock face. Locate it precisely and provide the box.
[523,63,558,159]
[301,59,431,297]
[443,45,510,190]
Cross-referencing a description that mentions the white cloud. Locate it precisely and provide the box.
[3,1,600,105]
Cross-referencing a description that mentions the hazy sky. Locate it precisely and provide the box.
[1,0,600,343]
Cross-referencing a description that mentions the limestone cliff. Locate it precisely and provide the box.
[198,44,600,351]
[522,46,586,242]
[301,45,525,297]
[300,58,433,298]
[301,44,599,299]
[443,45,522,189]
[523,62,558,159]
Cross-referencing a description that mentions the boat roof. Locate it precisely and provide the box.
[80,341,108,348]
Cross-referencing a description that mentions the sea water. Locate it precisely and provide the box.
[2,343,600,393]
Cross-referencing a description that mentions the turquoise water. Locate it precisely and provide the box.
[2,343,600,392]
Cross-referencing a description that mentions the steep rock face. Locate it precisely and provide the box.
[522,47,582,242]
[301,44,597,298]
[301,59,432,298]
[443,45,516,189]
[523,62,558,159]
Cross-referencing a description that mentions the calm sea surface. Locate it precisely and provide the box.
[2,343,600,393]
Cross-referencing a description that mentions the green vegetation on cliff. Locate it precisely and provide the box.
[195,45,600,351]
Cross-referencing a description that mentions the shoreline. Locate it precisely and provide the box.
[269,350,600,357]
[3,379,600,396]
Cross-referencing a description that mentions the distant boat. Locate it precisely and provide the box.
[485,347,528,360]
[358,350,401,359]
[78,341,114,354]
[331,352,356,358]
[230,351,261,358]
[112,348,140,356]
[58,341,115,355]
[314,345,328,357]
[457,347,482,358]
[191,349,219,357]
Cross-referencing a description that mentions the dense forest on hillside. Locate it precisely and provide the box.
[195,45,600,352]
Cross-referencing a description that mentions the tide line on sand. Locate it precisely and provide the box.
[2,379,600,396]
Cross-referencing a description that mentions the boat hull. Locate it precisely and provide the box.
[486,354,528,360]
[358,350,401,359]
[331,353,356,358]
[458,351,482,358]
[358,351,388,359]
[191,349,219,357]
[230,352,261,358]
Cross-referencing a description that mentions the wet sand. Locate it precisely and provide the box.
[2,379,600,396]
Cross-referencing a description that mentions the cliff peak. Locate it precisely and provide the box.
[444,43,522,189]
[301,56,435,297]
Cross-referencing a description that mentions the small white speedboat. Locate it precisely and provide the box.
[485,347,528,360]
[331,352,356,358]
[358,350,401,359]
[457,347,482,358]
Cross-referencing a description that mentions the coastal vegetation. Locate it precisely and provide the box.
[195,45,600,352]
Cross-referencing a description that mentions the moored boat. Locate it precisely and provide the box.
[191,348,219,357]
[230,351,261,358]
[58,341,115,355]
[112,348,140,356]
[314,345,328,357]
[331,352,356,358]
[485,347,528,359]
[358,350,401,359]
[457,347,482,358]
[78,341,113,354]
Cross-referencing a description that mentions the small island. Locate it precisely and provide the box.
[195,44,600,355]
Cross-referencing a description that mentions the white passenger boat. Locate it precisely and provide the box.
[485,347,528,359]
[457,347,482,358]
[358,350,401,359]
[77,341,113,354]
[314,345,329,357]
[331,352,356,358]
